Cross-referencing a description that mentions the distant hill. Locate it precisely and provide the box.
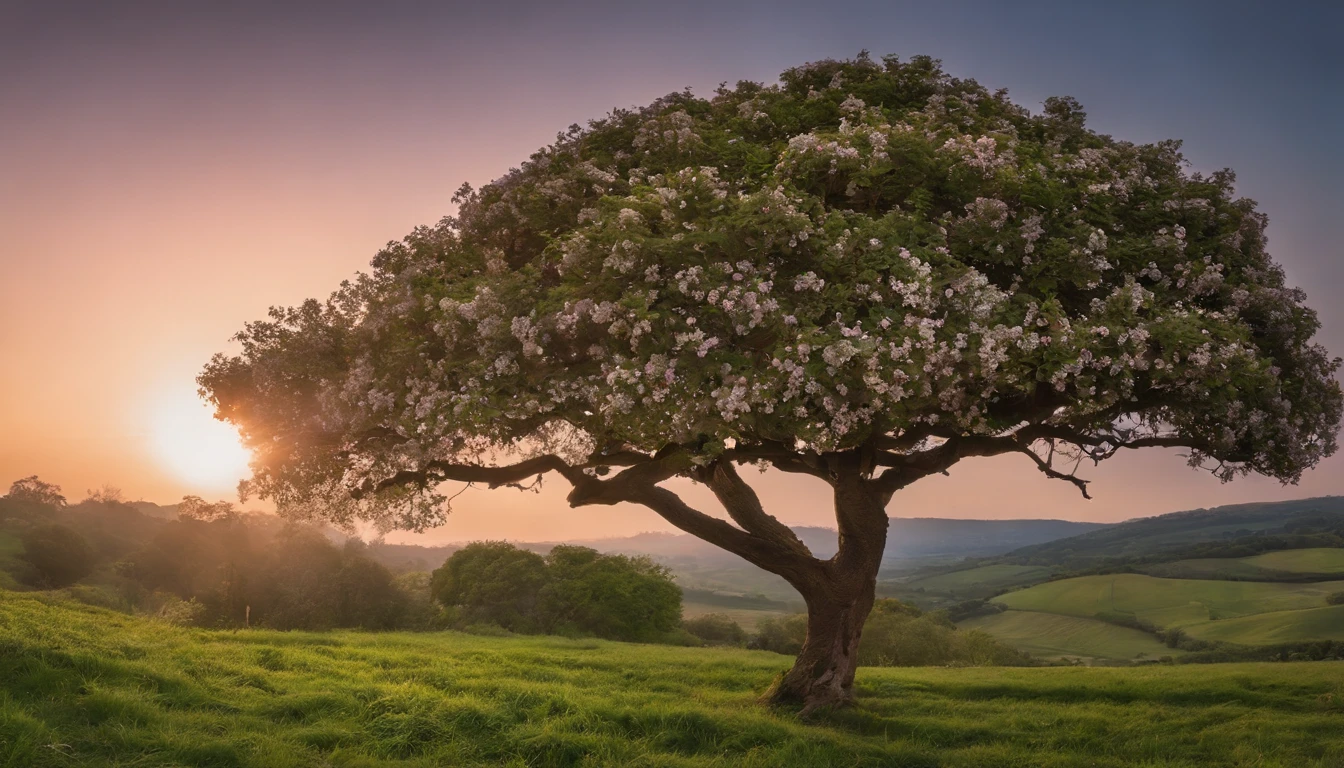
[1001,496,1344,567]
[516,518,1107,565]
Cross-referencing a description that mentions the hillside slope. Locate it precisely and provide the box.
[1003,497,1344,566]
[4,592,1344,767]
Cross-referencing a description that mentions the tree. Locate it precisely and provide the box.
[21,524,95,587]
[6,476,67,508]
[538,545,682,641]
[176,495,238,522]
[430,541,549,631]
[199,54,1341,711]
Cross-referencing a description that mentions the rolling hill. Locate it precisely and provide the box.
[6,591,1344,767]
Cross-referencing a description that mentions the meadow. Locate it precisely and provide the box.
[1142,548,1344,581]
[901,564,1054,598]
[5,591,1344,767]
[994,574,1344,627]
[958,611,1179,663]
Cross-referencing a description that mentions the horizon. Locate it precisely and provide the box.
[3,1,1342,542]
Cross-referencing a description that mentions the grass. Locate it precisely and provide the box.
[995,574,1344,628]
[1244,548,1344,574]
[6,591,1344,766]
[681,601,785,630]
[959,610,1180,662]
[1141,548,1344,581]
[903,564,1054,596]
[1141,558,1294,581]
[1184,605,1344,645]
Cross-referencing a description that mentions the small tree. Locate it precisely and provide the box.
[200,54,1341,710]
[539,545,682,641]
[177,495,238,522]
[21,524,95,587]
[6,476,67,508]
[430,541,549,631]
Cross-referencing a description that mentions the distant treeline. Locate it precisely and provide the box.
[0,477,1044,667]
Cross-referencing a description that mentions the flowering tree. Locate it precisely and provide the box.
[200,54,1341,710]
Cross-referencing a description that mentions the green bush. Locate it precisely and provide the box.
[430,542,683,642]
[682,613,748,646]
[430,541,549,632]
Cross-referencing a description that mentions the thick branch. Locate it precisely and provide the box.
[351,454,585,499]
[700,461,814,558]
[631,485,826,585]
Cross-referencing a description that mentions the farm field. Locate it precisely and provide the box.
[1142,548,1344,581]
[994,574,1344,627]
[680,601,786,630]
[902,564,1054,596]
[1183,605,1344,645]
[959,610,1180,662]
[1245,548,1344,574]
[1141,558,1297,581]
[7,591,1344,767]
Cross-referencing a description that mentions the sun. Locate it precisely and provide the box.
[148,385,252,492]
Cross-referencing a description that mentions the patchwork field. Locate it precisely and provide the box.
[902,564,1054,596]
[1244,548,1344,574]
[680,601,786,630]
[1142,548,1344,581]
[994,574,1344,627]
[1182,605,1344,645]
[6,591,1344,767]
[959,610,1179,662]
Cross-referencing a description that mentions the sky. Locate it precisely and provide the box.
[1,0,1342,543]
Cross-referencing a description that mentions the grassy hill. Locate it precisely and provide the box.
[1000,497,1344,567]
[959,610,1180,662]
[1245,548,1344,574]
[900,564,1054,599]
[6,592,1344,767]
[994,574,1344,627]
[1142,548,1344,581]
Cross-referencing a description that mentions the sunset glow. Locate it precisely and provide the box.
[147,387,251,493]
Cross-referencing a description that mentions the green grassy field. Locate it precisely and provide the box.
[1244,548,1344,574]
[1141,558,1293,581]
[903,564,1054,596]
[680,601,785,630]
[959,610,1180,662]
[1141,548,1344,581]
[6,592,1344,766]
[1183,605,1344,645]
[995,574,1344,627]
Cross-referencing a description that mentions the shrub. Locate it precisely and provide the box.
[430,542,549,632]
[430,542,684,642]
[1326,591,1344,605]
[682,613,748,646]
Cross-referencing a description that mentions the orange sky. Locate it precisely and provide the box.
[2,3,1341,545]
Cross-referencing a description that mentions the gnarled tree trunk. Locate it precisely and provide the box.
[766,570,879,711]
[767,465,889,712]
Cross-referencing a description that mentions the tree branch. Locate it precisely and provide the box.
[700,460,814,558]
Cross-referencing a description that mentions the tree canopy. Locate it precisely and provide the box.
[202,53,1340,532]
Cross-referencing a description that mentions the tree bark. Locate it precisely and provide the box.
[766,571,878,712]
[766,458,889,713]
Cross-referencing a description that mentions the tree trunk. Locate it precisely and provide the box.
[766,573,878,712]
[767,463,888,713]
